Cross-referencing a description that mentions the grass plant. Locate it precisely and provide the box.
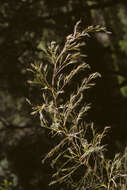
[28,21,127,190]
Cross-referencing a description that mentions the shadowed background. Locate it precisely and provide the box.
[0,0,127,189]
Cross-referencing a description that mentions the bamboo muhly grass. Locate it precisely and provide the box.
[27,21,127,189]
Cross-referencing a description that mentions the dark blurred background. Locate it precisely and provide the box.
[0,0,127,189]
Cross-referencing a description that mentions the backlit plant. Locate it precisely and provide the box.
[27,21,127,190]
